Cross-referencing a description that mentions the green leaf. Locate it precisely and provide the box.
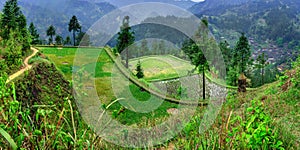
[0,127,18,150]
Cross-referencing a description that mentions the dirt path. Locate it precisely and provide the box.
[6,47,39,83]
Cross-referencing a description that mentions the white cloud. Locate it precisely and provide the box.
[190,0,205,2]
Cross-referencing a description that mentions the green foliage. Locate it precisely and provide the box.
[55,35,63,45]
[0,0,22,39]
[76,32,90,46]
[116,16,135,68]
[0,0,31,59]
[176,86,188,99]
[46,25,56,45]
[226,66,239,86]
[227,99,284,149]
[116,16,135,54]
[219,40,232,71]
[28,22,40,45]
[68,15,81,46]
[135,60,144,79]
[255,52,268,85]
[0,61,98,149]
[232,33,252,74]
[277,75,289,86]
[291,56,300,87]
[64,36,72,45]
[3,30,23,74]
[181,19,212,99]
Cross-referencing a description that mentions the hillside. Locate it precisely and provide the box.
[14,0,116,39]
[1,61,98,149]
[190,0,300,44]
[188,0,300,70]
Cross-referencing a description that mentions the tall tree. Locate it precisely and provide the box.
[256,52,268,85]
[68,15,81,46]
[0,0,21,39]
[233,33,251,74]
[1,0,30,54]
[28,22,40,44]
[116,16,135,68]
[182,19,210,100]
[46,25,56,45]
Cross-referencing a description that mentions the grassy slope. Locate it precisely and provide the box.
[40,47,181,126]
[28,46,299,149]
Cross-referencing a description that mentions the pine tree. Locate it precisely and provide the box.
[135,60,144,79]
[1,0,30,54]
[256,52,268,85]
[46,25,56,45]
[116,16,135,68]
[28,22,40,44]
[68,15,81,46]
[182,19,210,100]
[233,33,251,74]
[0,0,21,39]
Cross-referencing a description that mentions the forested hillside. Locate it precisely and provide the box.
[0,0,116,40]
[190,0,300,46]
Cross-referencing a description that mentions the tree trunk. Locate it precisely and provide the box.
[126,48,129,68]
[73,30,76,46]
[202,67,205,100]
[262,67,264,85]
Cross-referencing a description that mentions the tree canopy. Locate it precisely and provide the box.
[116,16,135,68]
[46,25,56,45]
[232,33,251,74]
[68,15,81,46]
[28,22,40,44]
[181,19,210,100]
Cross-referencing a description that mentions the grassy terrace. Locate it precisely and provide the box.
[39,46,187,125]
[129,55,195,81]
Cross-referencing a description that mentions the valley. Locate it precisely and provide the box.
[0,0,299,149]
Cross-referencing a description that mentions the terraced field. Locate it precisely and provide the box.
[129,55,195,81]
[39,47,186,125]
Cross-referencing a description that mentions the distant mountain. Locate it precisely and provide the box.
[1,0,116,40]
[100,0,197,9]
[189,0,252,15]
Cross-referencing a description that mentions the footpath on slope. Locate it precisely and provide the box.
[103,47,208,105]
[6,47,39,83]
